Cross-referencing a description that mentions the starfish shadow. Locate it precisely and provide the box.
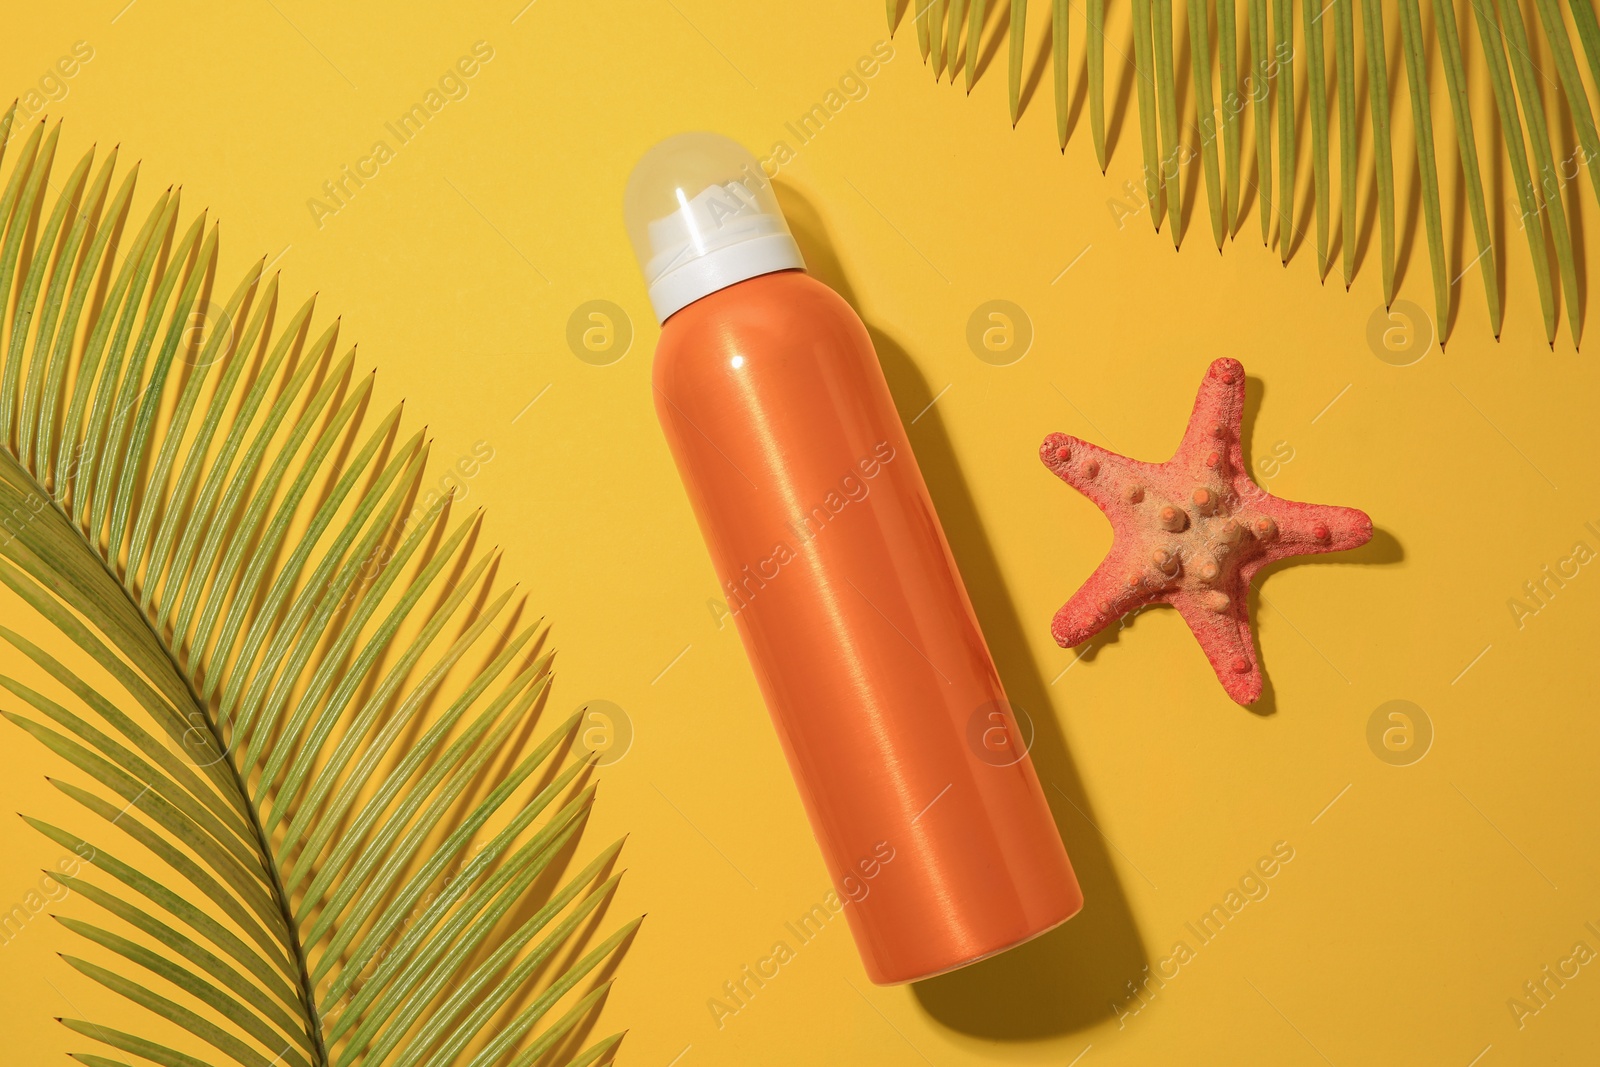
[1069,601,1282,715]
[776,181,1149,1039]
[1066,603,1164,661]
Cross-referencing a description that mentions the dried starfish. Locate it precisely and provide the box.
[1039,358,1372,704]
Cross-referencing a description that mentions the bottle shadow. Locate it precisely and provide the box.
[775,181,1148,1038]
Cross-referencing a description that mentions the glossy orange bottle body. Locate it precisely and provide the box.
[654,269,1082,984]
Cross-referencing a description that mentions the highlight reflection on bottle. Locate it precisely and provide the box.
[626,132,1082,984]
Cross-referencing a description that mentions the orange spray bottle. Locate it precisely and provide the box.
[626,133,1082,984]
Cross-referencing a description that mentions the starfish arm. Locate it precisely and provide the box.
[1171,585,1263,705]
[1039,432,1148,516]
[1246,498,1374,570]
[1050,551,1153,647]
[1174,358,1248,464]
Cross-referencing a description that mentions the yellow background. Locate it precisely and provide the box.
[2,1,1598,1064]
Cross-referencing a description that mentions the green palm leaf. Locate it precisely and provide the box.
[966,0,988,91]
[1131,0,1164,229]
[1333,0,1357,287]
[1054,0,1070,148]
[1088,0,1108,168]
[900,0,1600,345]
[1189,0,1225,249]
[949,0,970,79]
[1272,0,1294,263]
[1009,0,1028,124]
[1154,0,1182,248]
[1397,0,1448,335]
[1470,0,1557,345]
[1434,0,1500,336]
[0,113,632,1066]
[1216,0,1239,233]
[1303,0,1330,276]
[1493,0,1581,344]
[1247,0,1272,246]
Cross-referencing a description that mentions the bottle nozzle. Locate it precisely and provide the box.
[624,132,804,322]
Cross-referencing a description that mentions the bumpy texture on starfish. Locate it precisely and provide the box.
[1040,358,1372,704]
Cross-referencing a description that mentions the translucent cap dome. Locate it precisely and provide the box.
[624,132,804,322]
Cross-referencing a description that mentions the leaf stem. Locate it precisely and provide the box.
[21,455,332,1064]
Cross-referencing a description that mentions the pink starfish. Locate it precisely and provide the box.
[1039,358,1372,704]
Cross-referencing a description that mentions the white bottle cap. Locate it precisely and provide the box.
[624,132,805,322]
